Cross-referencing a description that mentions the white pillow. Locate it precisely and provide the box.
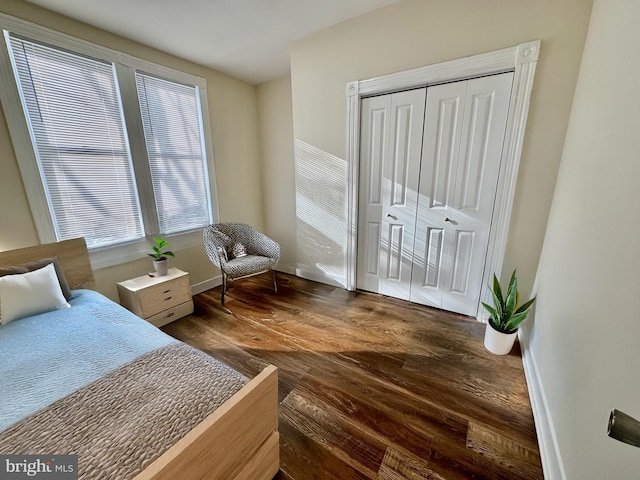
[0,263,70,325]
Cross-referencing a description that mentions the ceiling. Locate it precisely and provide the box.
[24,0,402,85]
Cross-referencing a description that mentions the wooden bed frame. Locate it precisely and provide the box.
[0,238,280,480]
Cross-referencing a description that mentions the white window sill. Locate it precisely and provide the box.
[89,229,204,270]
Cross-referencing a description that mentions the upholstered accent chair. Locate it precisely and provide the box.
[203,223,281,310]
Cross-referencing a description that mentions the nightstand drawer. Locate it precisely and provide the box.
[145,300,194,327]
[138,276,191,318]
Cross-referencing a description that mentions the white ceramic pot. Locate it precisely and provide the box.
[483,323,517,355]
[153,258,169,276]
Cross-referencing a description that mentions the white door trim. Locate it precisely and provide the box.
[345,41,540,321]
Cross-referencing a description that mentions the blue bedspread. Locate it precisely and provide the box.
[0,289,177,431]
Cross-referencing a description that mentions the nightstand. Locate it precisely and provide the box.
[117,268,194,327]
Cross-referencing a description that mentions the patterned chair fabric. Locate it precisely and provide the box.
[203,223,281,308]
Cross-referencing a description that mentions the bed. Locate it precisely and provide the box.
[0,238,279,480]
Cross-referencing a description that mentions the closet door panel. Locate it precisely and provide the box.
[365,222,381,277]
[410,81,467,308]
[380,89,426,299]
[390,104,414,206]
[357,89,426,299]
[367,108,386,205]
[387,223,404,281]
[428,94,464,209]
[442,72,514,316]
[424,227,445,289]
[450,230,475,294]
[357,95,388,293]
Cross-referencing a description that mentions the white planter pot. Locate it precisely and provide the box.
[484,323,517,355]
[153,258,169,276]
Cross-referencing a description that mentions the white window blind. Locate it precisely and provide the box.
[7,34,144,248]
[136,72,211,234]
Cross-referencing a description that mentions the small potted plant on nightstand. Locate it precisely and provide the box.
[481,270,536,355]
[148,237,174,276]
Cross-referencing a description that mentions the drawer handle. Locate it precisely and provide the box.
[164,296,172,301]
[163,289,171,293]
[166,312,175,318]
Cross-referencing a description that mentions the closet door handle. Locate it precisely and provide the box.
[444,217,451,222]
[386,213,398,220]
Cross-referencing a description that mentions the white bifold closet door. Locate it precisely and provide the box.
[357,72,513,317]
[357,88,426,300]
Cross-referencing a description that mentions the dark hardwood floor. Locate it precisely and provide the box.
[162,272,543,480]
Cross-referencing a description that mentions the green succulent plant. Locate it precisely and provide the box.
[148,237,175,260]
[481,270,536,334]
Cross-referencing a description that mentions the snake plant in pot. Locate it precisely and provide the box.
[481,270,536,355]
[148,237,175,276]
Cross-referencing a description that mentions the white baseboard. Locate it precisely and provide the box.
[190,268,295,296]
[191,275,222,295]
[275,265,297,276]
[295,267,346,289]
[520,330,566,480]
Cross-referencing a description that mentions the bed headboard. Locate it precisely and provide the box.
[0,238,95,290]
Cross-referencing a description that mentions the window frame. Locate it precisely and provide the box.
[0,13,219,269]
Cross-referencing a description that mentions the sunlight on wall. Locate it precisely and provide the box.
[294,139,347,287]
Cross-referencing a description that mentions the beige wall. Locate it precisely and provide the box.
[290,0,593,293]
[0,0,263,300]
[257,76,296,274]
[524,0,640,476]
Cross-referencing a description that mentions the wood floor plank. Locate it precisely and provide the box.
[465,422,542,480]
[281,391,386,477]
[378,448,443,480]
[279,417,372,480]
[288,375,436,464]
[163,272,543,479]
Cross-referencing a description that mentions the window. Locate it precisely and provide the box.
[135,72,211,235]
[8,34,144,248]
[0,15,217,265]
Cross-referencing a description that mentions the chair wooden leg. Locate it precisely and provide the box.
[272,270,278,294]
